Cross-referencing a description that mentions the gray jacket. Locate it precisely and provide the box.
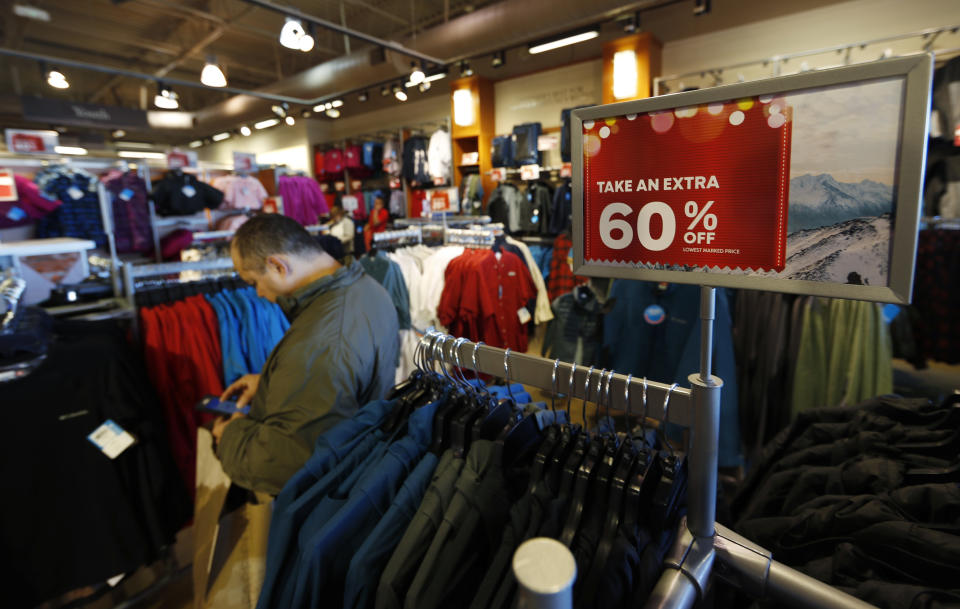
[218,261,399,494]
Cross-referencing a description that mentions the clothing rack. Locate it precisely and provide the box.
[373,227,423,246]
[654,24,960,94]
[444,224,504,247]
[122,258,235,310]
[426,287,874,609]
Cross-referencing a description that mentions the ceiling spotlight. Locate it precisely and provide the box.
[324,102,333,110]
[380,85,389,97]
[154,82,180,109]
[419,81,431,93]
[300,23,316,52]
[331,99,343,108]
[301,109,312,118]
[491,50,505,68]
[44,64,69,89]
[285,116,295,126]
[279,17,306,50]
[325,108,341,119]
[212,132,231,142]
[255,118,280,129]
[240,125,252,136]
[188,140,204,148]
[271,103,289,118]
[358,91,368,102]
[409,62,425,85]
[201,56,227,87]
[620,11,641,33]
[112,129,126,139]
[528,29,599,54]
[459,60,474,77]
[393,84,407,102]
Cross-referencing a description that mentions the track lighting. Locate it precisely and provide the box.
[394,84,408,102]
[285,116,296,126]
[380,85,390,97]
[272,103,289,118]
[201,56,227,87]
[112,130,126,139]
[280,18,314,51]
[358,91,368,102]
[325,108,341,119]
[528,29,599,54]
[331,99,343,108]
[212,132,231,142]
[240,125,252,136]
[154,82,179,109]
[419,81,431,93]
[459,60,474,77]
[491,51,505,68]
[301,109,312,118]
[409,62,425,85]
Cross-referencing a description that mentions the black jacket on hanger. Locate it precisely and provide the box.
[151,170,224,216]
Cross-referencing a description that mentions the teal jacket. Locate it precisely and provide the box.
[218,261,400,494]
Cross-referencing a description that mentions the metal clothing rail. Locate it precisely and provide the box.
[492,286,876,609]
[122,258,236,309]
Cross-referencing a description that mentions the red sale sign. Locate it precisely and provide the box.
[582,96,792,272]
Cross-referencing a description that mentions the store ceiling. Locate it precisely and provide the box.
[0,0,497,111]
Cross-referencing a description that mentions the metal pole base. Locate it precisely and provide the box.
[645,517,715,609]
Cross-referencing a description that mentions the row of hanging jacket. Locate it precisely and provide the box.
[725,394,960,609]
[315,128,451,186]
[137,277,288,494]
[488,180,572,236]
[732,292,894,463]
[100,168,152,254]
[255,345,688,609]
[34,164,108,247]
[150,169,224,216]
[211,173,270,210]
[0,318,191,609]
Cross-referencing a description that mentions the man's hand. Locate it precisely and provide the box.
[220,373,262,409]
[212,412,245,445]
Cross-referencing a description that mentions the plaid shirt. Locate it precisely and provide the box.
[547,233,589,301]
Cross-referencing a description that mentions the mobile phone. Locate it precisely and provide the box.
[196,395,250,416]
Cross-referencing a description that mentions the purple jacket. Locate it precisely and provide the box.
[278,176,330,225]
[106,172,151,253]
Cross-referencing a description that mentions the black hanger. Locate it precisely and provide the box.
[649,384,687,531]
[528,359,564,492]
[624,377,658,536]
[559,367,603,547]
[558,365,592,499]
[904,461,960,484]
[436,338,483,454]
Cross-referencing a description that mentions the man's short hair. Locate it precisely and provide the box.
[232,213,326,271]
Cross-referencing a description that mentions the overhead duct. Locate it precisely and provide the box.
[194,0,675,131]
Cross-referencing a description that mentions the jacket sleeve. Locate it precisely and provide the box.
[216,337,364,495]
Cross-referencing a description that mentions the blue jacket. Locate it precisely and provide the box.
[603,281,742,467]
[257,400,394,609]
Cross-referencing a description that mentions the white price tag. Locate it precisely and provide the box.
[520,164,540,181]
[181,184,197,198]
[517,307,532,324]
[87,419,135,459]
[67,186,84,200]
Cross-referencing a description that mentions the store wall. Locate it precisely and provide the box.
[196,122,312,176]
[493,60,602,135]
[650,0,958,81]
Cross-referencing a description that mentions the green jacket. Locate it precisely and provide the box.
[218,261,399,494]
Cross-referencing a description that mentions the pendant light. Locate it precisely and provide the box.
[201,56,227,88]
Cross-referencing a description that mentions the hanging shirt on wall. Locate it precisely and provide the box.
[150,170,224,216]
[105,171,151,254]
[427,129,452,183]
[382,139,401,177]
[402,136,431,186]
[0,174,60,229]
[34,166,108,247]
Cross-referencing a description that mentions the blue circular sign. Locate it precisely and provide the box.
[644,304,667,325]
